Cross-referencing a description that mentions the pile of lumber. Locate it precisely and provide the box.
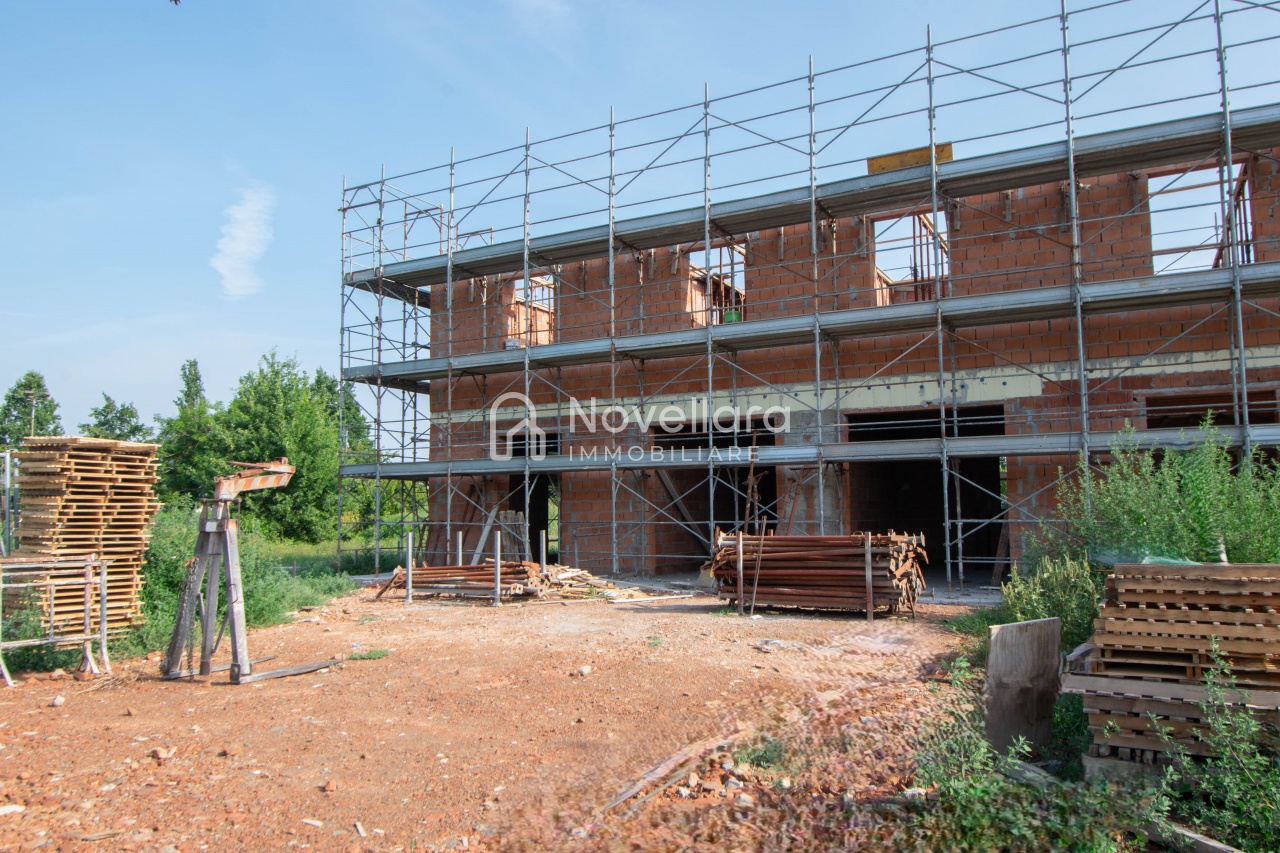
[10,437,159,633]
[372,562,653,602]
[709,531,927,615]
[546,568,648,600]
[374,560,546,600]
[1062,562,1280,762]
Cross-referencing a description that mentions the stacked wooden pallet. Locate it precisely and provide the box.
[709,531,927,615]
[1062,673,1280,762]
[12,437,160,633]
[1062,562,1280,761]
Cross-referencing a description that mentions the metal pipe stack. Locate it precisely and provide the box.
[710,531,927,616]
[376,560,545,599]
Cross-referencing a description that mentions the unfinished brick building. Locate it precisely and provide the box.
[337,1,1280,586]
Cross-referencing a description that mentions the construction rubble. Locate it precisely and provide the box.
[373,561,655,602]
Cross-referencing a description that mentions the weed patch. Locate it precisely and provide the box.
[734,737,786,770]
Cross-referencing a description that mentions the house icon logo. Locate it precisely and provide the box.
[489,392,547,461]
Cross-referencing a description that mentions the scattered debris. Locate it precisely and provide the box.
[370,562,654,604]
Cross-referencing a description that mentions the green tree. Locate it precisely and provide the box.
[0,371,62,447]
[222,353,338,542]
[154,360,227,500]
[310,366,380,539]
[311,367,372,453]
[80,394,153,442]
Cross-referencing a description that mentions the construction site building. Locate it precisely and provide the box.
[338,0,1280,586]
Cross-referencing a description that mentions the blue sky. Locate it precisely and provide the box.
[1,0,1274,429]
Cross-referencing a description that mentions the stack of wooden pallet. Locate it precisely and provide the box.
[709,531,927,615]
[12,437,160,632]
[1062,562,1280,763]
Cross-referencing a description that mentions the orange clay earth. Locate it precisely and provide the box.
[0,589,972,851]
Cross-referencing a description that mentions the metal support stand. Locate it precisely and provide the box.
[406,530,414,603]
[0,558,112,688]
[163,500,332,684]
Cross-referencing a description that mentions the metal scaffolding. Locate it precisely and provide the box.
[339,0,1280,585]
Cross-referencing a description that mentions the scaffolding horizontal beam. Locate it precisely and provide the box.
[340,424,1280,479]
[348,277,430,308]
[343,260,1280,386]
[343,103,1280,295]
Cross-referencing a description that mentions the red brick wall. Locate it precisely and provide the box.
[418,164,1279,573]
[950,172,1153,295]
[1250,149,1280,263]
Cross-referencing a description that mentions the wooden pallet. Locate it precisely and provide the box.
[9,437,160,633]
[1066,562,1280,758]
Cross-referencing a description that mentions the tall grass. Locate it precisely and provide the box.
[257,538,400,575]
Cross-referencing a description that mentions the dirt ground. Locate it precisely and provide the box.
[0,587,972,851]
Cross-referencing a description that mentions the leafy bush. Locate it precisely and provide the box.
[1049,694,1091,782]
[1002,555,1105,651]
[910,680,1154,852]
[135,499,202,651]
[0,592,82,672]
[904,775,1150,852]
[1154,647,1280,851]
[348,648,389,661]
[946,555,1101,664]
[1033,423,1280,565]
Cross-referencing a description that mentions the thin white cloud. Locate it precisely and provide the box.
[210,183,276,299]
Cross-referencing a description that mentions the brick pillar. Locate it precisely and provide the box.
[778,410,841,535]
